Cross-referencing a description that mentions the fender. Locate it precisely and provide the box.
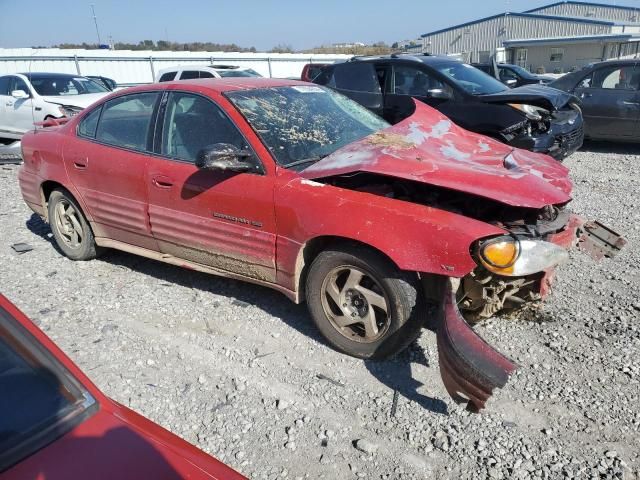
[274,177,505,294]
[20,129,93,223]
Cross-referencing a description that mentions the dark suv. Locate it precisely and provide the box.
[472,63,554,88]
[313,54,583,160]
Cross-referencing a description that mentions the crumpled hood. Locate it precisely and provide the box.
[40,92,109,109]
[478,84,578,110]
[302,101,572,209]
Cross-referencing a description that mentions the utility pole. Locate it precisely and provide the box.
[91,4,102,45]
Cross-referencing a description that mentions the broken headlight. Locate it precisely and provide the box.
[478,235,568,276]
[508,103,549,121]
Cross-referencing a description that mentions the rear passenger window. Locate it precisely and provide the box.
[95,92,159,151]
[199,71,214,78]
[158,72,175,82]
[393,66,449,96]
[77,106,102,138]
[179,71,200,80]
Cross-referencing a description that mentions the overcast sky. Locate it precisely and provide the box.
[0,0,637,51]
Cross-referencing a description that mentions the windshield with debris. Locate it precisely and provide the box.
[226,85,389,168]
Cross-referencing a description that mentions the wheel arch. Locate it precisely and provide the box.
[293,235,405,303]
[40,180,92,224]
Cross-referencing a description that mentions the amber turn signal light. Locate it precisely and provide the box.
[480,237,519,270]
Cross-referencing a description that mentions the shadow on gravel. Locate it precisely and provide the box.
[26,213,53,242]
[364,344,449,415]
[26,214,448,412]
[579,140,640,155]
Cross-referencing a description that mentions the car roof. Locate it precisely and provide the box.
[590,58,638,65]
[137,77,311,94]
[158,64,253,72]
[17,72,85,79]
[346,54,462,67]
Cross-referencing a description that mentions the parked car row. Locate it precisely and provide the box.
[3,57,639,155]
[0,65,263,148]
[310,54,583,160]
[304,55,640,149]
[17,77,625,413]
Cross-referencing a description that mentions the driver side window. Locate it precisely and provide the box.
[591,66,638,90]
[392,66,450,97]
[10,77,30,96]
[160,92,255,165]
[499,67,518,81]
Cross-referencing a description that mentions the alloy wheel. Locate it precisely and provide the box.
[320,265,391,343]
[53,199,84,249]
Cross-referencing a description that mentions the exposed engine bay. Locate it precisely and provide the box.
[317,171,576,322]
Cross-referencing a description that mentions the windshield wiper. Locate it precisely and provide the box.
[283,155,326,169]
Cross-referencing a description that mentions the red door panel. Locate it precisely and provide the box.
[63,138,157,250]
[146,159,277,282]
[62,92,161,251]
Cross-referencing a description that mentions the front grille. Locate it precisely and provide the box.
[559,126,583,147]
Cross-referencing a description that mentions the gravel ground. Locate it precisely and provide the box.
[1,143,639,480]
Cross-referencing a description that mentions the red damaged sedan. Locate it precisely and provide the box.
[18,78,624,411]
[0,294,245,479]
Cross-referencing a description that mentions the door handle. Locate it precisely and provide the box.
[622,100,640,106]
[152,176,174,188]
[73,158,88,169]
[5,102,13,106]
[580,92,592,99]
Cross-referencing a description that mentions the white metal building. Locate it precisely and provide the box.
[416,1,640,73]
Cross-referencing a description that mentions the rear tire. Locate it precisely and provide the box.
[48,188,99,261]
[305,244,426,359]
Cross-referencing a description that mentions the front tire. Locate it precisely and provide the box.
[48,188,98,261]
[305,244,426,359]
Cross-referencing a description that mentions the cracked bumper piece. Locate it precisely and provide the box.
[437,279,517,412]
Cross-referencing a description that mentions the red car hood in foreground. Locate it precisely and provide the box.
[303,101,572,209]
[6,406,243,480]
[1,295,245,480]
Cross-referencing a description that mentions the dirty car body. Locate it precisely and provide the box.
[18,79,623,411]
[312,55,584,160]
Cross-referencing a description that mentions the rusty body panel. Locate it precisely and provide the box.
[17,78,626,411]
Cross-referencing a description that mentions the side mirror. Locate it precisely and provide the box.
[427,88,452,100]
[11,90,29,99]
[195,143,252,172]
[505,79,518,87]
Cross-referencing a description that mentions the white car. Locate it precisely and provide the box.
[0,72,110,143]
[156,64,262,82]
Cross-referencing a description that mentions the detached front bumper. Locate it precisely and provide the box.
[435,214,626,412]
[437,278,517,412]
